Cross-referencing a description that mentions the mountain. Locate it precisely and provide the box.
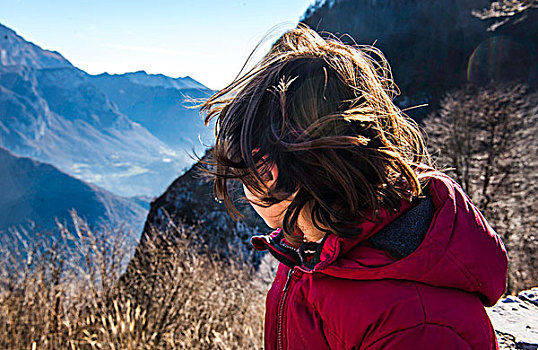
[301,0,538,120]
[0,22,213,197]
[111,70,208,90]
[121,150,271,296]
[135,150,269,252]
[89,71,213,149]
[0,24,72,69]
[0,63,189,197]
[0,146,146,238]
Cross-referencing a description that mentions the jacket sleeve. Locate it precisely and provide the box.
[363,324,473,350]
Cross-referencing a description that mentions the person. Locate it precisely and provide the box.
[200,25,508,350]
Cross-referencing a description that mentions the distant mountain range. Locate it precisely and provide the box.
[0,22,214,198]
[0,146,146,237]
[89,71,213,149]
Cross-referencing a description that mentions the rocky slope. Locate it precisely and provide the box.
[0,24,71,69]
[119,150,270,301]
[132,150,269,257]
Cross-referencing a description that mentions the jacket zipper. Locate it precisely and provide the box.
[277,268,297,350]
[280,241,304,265]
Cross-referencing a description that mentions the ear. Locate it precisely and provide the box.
[265,161,279,190]
[258,154,278,190]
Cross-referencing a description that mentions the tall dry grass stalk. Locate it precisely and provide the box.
[0,211,266,349]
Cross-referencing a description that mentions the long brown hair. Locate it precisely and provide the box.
[200,24,432,239]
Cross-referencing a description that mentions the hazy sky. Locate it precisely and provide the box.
[0,0,315,89]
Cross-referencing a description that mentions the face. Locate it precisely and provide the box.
[243,182,326,244]
[242,183,292,229]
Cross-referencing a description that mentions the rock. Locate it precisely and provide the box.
[519,288,538,308]
[487,288,538,349]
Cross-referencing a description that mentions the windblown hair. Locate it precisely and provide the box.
[200,24,432,240]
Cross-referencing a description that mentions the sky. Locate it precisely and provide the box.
[0,0,315,90]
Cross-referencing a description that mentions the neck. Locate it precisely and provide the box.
[297,218,327,243]
[282,203,329,248]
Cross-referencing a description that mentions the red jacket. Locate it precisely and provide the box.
[252,174,508,349]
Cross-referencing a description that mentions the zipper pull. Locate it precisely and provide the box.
[282,269,294,292]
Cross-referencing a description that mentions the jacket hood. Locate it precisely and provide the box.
[252,173,508,307]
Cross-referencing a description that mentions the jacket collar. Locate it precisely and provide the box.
[251,198,416,271]
[251,228,326,270]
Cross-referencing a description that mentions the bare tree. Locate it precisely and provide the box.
[423,84,538,293]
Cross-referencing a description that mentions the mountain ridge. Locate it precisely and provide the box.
[0,23,73,69]
[96,70,209,91]
[0,21,213,197]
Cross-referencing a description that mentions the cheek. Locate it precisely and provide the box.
[242,184,258,203]
[243,184,263,214]
[243,184,286,228]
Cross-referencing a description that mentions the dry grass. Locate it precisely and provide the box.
[0,211,267,349]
